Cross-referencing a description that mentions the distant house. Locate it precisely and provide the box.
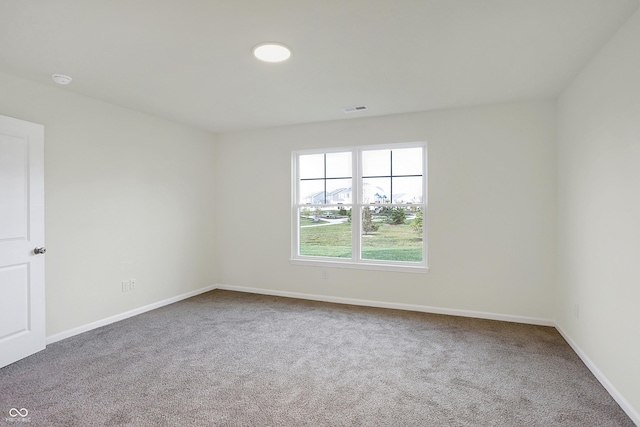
[303,183,387,204]
[305,191,326,204]
[327,188,351,203]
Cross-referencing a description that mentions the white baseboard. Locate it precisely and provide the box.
[555,325,640,426]
[46,284,218,345]
[215,283,555,326]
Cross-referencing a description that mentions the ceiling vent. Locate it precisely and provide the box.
[343,105,368,114]
[52,74,72,85]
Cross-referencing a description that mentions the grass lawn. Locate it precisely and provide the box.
[300,221,352,258]
[300,219,422,262]
[300,217,330,226]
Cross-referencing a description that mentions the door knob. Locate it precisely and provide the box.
[34,247,46,255]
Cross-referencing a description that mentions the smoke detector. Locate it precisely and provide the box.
[52,74,72,85]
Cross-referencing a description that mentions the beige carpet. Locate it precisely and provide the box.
[0,290,634,426]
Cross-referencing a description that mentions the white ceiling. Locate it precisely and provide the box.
[0,0,637,134]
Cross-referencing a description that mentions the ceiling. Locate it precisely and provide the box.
[0,0,638,134]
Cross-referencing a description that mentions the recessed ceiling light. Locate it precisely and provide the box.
[52,74,72,85]
[253,43,291,63]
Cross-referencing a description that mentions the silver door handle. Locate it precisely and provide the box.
[34,247,46,255]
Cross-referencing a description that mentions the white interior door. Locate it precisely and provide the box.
[0,115,45,368]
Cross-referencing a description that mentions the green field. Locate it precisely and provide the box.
[300,221,352,257]
[300,219,422,262]
[300,217,329,226]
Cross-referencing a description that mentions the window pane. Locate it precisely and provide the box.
[299,207,352,258]
[392,176,422,203]
[362,149,390,177]
[361,206,423,262]
[294,144,426,269]
[299,154,324,179]
[326,152,351,178]
[299,179,324,204]
[392,147,423,176]
[326,178,352,204]
[362,178,390,204]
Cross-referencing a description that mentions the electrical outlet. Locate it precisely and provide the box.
[122,280,131,292]
[130,279,137,291]
[322,270,328,280]
[574,303,580,319]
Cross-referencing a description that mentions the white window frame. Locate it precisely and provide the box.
[291,142,429,273]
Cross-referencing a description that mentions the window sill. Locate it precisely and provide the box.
[290,258,430,274]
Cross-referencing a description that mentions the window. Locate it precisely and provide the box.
[291,143,428,273]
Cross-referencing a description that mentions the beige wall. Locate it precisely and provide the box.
[0,72,218,336]
[216,100,557,321]
[557,8,640,419]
